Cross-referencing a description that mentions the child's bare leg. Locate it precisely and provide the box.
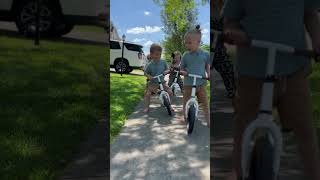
[144,90,152,112]
[197,85,210,127]
[182,86,192,122]
[278,73,320,180]
[164,83,175,112]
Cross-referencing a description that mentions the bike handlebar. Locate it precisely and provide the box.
[152,74,164,79]
[188,73,209,80]
[224,37,320,61]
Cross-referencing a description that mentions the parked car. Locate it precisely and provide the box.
[110,39,146,74]
[0,0,107,37]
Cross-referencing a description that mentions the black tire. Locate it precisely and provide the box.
[248,135,275,180]
[187,105,196,134]
[115,59,129,74]
[127,67,133,73]
[53,23,74,36]
[163,95,172,116]
[14,0,61,37]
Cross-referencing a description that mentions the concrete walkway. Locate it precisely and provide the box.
[211,70,305,179]
[110,88,210,179]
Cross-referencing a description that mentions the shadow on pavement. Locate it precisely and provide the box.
[110,96,210,180]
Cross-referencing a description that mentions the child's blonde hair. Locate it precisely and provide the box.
[184,25,202,41]
[150,43,162,53]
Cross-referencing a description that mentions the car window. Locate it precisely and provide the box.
[110,41,121,49]
[125,43,143,52]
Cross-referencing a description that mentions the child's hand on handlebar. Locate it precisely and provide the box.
[163,70,170,75]
[223,28,250,47]
[179,70,188,76]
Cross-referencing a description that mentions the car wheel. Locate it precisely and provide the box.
[115,59,129,74]
[127,67,133,73]
[53,23,74,36]
[14,0,60,37]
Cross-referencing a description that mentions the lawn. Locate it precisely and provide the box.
[73,25,106,34]
[309,62,320,129]
[110,73,146,142]
[0,36,107,180]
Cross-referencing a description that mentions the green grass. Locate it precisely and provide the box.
[0,36,108,180]
[73,25,106,33]
[110,73,146,142]
[309,62,320,129]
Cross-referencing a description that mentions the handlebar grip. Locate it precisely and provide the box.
[294,49,320,62]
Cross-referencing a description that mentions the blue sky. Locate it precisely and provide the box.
[110,0,210,53]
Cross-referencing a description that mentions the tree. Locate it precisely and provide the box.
[153,0,201,61]
[201,44,210,52]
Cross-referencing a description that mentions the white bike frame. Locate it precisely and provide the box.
[170,70,181,96]
[184,73,205,121]
[241,40,298,180]
[153,74,171,106]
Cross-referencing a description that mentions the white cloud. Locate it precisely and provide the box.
[202,28,209,34]
[126,26,162,34]
[203,22,210,26]
[202,34,210,44]
[144,40,154,47]
[144,11,151,16]
[132,38,146,43]
[141,40,154,53]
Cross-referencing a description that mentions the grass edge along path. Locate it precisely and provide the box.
[110,73,146,143]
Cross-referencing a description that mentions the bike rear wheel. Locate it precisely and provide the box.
[248,135,275,180]
[187,105,196,134]
[163,95,172,116]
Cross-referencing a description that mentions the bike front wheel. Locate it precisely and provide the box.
[248,135,276,180]
[187,105,196,134]
[163,95,172,116]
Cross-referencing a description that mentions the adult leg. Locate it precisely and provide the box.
[277,66,320,180]
[232,76,263,177]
